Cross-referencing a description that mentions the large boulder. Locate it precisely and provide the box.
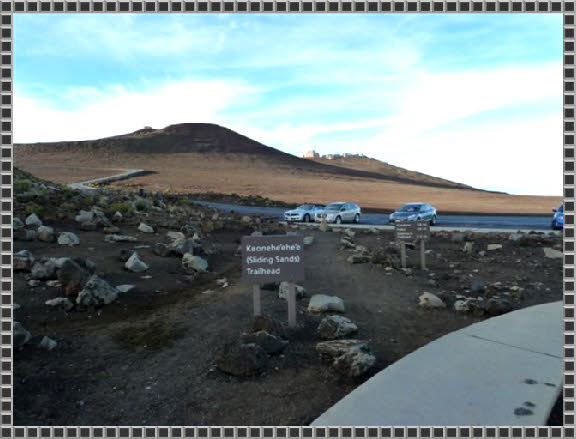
[14,229,37,242]
[57,232,80,247]
[471,280,487,293]
[119,249,136,262]
[340,238,356,249]
[25,213,43,228]
[138,223,154,234]
[103,226,120,234]
[37,226,56,243]
[153,243,173,257]
[462,242,474,253]
[317,315,358,340]
[76,275,119,305]
[45,297,74,311]
[31,260,58,280]
[14,322,32,348]
[303,236,314,246]
[543,248,563,259]
[182,253,208,272]
[169,238,198,256]
[370,246,400,267]
[58,258,92,297]
[250,315,286,337]
[125,252,149,273]
[484,297,513,316]
[75,210,94,223]
[39,336,57,351]
[418,292,446,309]
[105,234,138,243]
[308,295,345,313]
[343,229,356,239]
[240,331,288,354]
[167,231,185,241]
[216,342,268,377]
[180,224,197,237]
[278,281,306,300]
[13,217,24,230]
[316,339,376,378]
[14,250,34,272]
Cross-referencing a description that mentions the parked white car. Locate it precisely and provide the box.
[389,202,437,225]
[315,202,361,224]
[284,204,325,222]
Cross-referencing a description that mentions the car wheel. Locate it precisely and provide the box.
[303,213,310,223]
[335,216,342,224]
[430,215,437,226]
[353,214,360,224]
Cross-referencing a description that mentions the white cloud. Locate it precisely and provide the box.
[362,115,562,196]
[14,79,261,143]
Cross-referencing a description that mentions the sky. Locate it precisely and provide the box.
[14,13,562,196]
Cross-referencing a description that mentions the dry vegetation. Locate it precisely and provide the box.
[15,123,561,214]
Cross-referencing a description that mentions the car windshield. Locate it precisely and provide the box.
[326,203,344,211]
[298,204,313,210]
[398,204,421,213]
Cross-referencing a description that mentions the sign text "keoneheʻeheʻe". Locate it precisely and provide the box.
[242,235,305,283]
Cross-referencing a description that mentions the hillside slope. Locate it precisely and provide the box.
[14,123,561,214]
[15,123,473,191]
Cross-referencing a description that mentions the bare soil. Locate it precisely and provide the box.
[14,218,562,426]
[14,123,561,214]
[16,153,561,215]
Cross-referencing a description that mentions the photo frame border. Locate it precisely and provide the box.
[0,1,573,437]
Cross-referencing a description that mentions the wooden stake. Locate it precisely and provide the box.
[420,239,426,270]
[253,284,262,317]
[287,282,297,328]
[400,241,407,269]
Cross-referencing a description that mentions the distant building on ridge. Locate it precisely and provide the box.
[302,150,320,158]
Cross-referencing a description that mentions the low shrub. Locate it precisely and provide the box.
[24,203,45,217]
[14,179,33,193]
[108,201,135,217]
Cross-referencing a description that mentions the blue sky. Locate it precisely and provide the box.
[14,13,562,195]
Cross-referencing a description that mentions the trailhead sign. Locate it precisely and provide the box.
[394,220,431,269]
[242,234,305,327]
[394,220,431,241]
[242,235,305,283]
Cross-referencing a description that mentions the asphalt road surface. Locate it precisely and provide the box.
[193,200,554,231]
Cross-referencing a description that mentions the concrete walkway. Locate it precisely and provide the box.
[311,301,563,426]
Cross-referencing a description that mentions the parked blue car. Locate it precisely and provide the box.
[552,204,563,230]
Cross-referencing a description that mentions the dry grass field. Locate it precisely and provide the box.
[15,123,561,214]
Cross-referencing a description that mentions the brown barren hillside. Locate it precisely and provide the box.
[15,123,561,214]
[309,155,473,190]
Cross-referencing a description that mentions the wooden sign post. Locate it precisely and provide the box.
[394,220,430,269]
[253,284,262,316]
[242,235,304,328]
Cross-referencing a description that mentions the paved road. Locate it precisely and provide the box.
[192,200,553,231]
[68,169,147,191]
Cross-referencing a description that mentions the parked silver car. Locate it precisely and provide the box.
[389,202,437,225]
[315,202,361,224]
[284,204,325,222]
